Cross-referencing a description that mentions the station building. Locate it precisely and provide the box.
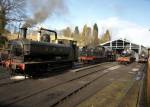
[100,38,147,60]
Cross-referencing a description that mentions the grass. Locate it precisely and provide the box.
[77,80,134,107]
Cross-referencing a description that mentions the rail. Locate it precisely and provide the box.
[6,63,117,106]
[50,65,119,107]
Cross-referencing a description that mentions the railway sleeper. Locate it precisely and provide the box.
[50,66,111,107]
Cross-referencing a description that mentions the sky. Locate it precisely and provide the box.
[28,0,150,47]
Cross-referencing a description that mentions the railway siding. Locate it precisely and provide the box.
[77,63,145,107]
[5,64,118,107]
[0,62,116,106]
[0,62,145,107]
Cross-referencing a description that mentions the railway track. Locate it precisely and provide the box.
[74,63,144,107]
[0,62,112,87]
[0,62,144,107]
[0,76,27,87]
[0,66,29,87]
[0,62,117,106]
[71,62,113,72]
[6,63,118,107]
[50,65,120,107]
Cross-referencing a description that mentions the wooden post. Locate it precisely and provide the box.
[147,48,150,106]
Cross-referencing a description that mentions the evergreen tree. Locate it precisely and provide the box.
[81,24,88,46]
[92,23,99,46]
[73,26,80,43]
[86,27,92,46]
[74,26,79,36]
[100,29,111,44]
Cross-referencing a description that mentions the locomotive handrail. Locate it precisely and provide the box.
[40,27,57,40]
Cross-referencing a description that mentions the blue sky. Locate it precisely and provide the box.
[42,0,150,29]
[27,0,150,46]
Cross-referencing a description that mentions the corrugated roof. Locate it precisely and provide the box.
[100,38,136,46]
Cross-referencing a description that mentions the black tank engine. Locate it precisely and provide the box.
[7,27,78,76]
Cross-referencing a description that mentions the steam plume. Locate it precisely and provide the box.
[23,0,67,27]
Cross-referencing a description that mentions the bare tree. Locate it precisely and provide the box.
[0,0,26,34]
[63,27,72,37]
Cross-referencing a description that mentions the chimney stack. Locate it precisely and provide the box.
[20,27,27,39]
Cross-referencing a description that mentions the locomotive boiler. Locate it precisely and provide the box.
[6,27,78,76]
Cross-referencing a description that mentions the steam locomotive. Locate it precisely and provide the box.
[116,49,135,64]
[138,51,147,63]
[5,27,78,76]
[79,46,115,64]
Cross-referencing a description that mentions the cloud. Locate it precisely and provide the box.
[97,17,150,47]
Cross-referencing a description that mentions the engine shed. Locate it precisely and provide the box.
[100,38,147,55]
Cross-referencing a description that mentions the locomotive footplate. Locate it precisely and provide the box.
[14,60,74,76]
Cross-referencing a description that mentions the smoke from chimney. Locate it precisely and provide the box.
[23,0,67,27]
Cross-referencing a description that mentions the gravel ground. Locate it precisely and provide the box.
[0,62,115,107]
[0,62,145,107]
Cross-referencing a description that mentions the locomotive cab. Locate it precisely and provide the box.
[40,34,50,42]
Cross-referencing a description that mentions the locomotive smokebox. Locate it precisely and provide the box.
[20,27,27,39]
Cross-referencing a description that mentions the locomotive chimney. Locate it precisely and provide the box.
[20,27,27,39]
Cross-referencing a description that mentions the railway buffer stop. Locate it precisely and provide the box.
[100,38,147,61]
